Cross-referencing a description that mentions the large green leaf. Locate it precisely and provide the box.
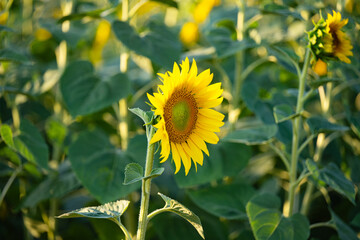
[152,192,205,239]
[22,162,81,207]
[223,124,278,145]
[68,130,139,203]
[175,141,252,187]
[330,209,358,240]
[306,117,349,134]
[187,183,256,219]
[12,119,49,169]
[60,60,130,117]
[306,160,355,204]
[112,21,181,69]
[57,200,130,219]
[246,193,309,240]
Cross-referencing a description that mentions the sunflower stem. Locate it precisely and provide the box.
[136,126,156,240]
[287,48,311,216]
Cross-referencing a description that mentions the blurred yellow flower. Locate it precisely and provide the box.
[93,20,111,48]
[323,11,353,63]
[0,11,9,25]
[179,22,199,46]
[35,28,52,41]
[313,59,327,76]
[148,58,224,175]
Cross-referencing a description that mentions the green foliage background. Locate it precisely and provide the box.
[1,0,360,239]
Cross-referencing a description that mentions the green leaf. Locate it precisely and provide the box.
[223,124,278,145]
[320,163,355,204]
[220,142,252,177]
[330,209,358,240]
[1,124,14,148]
[349,113,360,138]
[0,48,28,62]
[306,160,355,204]
[151,0,178,8]
[207,28,257,58]
[246,193,309,240]
[273,104,297,123]
[58,8,109,23]
[13,119,49,169]
[267,46,299,74]
[187,183,256,220]
[123,163,164,185]
[262,4,303,20]
[0,25,14,32]
[68,130,139,203]
[123,163,143,185]
[306,117,349,134]
[112,21,181,69]
[60,61,130,117]
[57,200,130,220]
[308,77,343,88]
[45,119,67,146]
[350,213,360,228]
[129,108,154,125]
[22,162,81,207]
[156,192,205,239]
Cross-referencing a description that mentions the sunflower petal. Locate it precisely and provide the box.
[171,142,182,174]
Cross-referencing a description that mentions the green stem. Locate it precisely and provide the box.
[310,221,336,230]
[136,126,156,240]
[287,48,311,216]
[115,219,133,240]
[0,166,21,206]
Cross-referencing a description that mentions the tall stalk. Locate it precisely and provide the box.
[135,126,156,240]
[287,48,311,216]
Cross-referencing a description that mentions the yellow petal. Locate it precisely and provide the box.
[150,127,163,144]
[198,97,223,108]
[171,142,182,174]
[199,108,225,121]
[176,143,191,175]
[194,128,219,144]
[189,133,209,156]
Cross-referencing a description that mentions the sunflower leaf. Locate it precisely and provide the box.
[306,117,349,133]
[57,200,130,219]
[246,193,309,240]
[1,124,15,148]
[152,192,205,239]
[123,163,164,185]
[129,108,154,125]
[223,124,278,145]
[273,104,298,123]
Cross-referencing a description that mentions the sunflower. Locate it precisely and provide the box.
[309,11,353,64]
[147,58,224,175]
[323,11,353,63]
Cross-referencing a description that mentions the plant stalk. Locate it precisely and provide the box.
[136,126,156,240]
[287,48,311,216]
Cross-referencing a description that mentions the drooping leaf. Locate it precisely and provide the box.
[223,124,278,145]
[155,192,205,239]
[187,183,256,220]
[68,130,139,203]
[306,160,355,204]
[13,119,49,169]
[246,193,309,240]
[112,21,181,69]
[60,60,130,117]
[306,117,349,134]
[1,124,15,148]
[330,209,358,240]
[57,200,130,220]
[129,108,154,125]
[273,104,297,123]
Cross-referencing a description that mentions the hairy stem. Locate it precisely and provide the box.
[287,48,311,216]
[136,126,156,240]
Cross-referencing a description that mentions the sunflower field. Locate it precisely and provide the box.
[1,0,360,239]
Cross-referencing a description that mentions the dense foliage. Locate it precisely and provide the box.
[1,0,359,239]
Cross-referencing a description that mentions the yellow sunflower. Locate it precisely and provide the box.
[323,11,353,63]
[147,58,224,175]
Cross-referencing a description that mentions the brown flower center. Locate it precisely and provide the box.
[163,88,198,143]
